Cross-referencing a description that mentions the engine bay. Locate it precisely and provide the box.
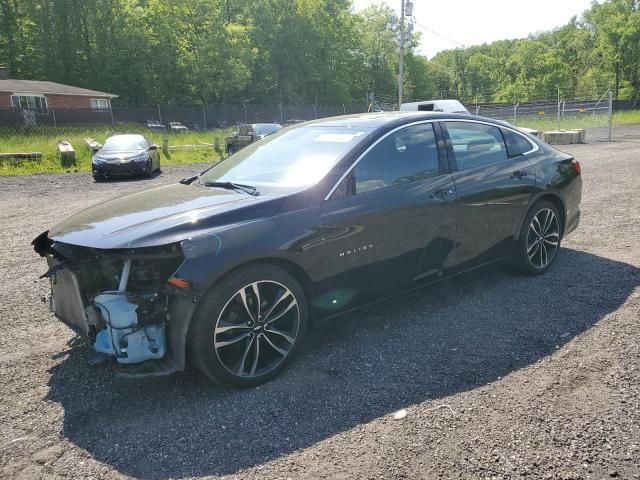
[34,234,185,365]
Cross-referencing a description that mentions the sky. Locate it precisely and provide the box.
[352,0,598,58]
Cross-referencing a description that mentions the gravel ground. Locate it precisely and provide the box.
[0,127,639,480]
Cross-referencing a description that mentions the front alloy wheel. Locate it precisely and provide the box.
[188,264,308,386]
[214,281,300,378]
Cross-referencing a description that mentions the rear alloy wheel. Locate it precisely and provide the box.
[188,264,308,386]
[513,200,562,275]
[145,158,153,178]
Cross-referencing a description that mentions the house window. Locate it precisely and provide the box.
[11,95,48,112]
[90,98,110,111]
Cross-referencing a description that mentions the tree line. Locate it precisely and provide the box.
[0,0,638,107]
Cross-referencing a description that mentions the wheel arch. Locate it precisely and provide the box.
[223,256,317,314]
[180,257,313,378]
[168,250,318,373]
[515,193,567,241]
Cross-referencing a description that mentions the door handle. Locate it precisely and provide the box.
[511,170,527,180]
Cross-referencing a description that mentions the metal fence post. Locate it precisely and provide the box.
[109,105,115,126]
[557,88,561,131]
[513,103,519,125]
[202,106,207,130]
[157,104,162,124]
[608,91,613,142]
[51,108,57,131]
[343,104,346,115]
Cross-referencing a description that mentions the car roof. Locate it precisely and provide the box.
[293,111,514,130]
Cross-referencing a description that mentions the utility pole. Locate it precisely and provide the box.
[398,0,405,109]
[398,1,414,108]
[556,87,561,131]
[608,90,613,142]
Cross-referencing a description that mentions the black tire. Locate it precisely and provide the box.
[188,264,309,387]
[145,158,153,178]
[93,174,104,182]
[511,200,563,275]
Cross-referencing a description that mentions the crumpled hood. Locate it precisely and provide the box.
[48,183,285,249]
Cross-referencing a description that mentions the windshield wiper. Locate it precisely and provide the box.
[180,175,200,185]
[202,181,259,196]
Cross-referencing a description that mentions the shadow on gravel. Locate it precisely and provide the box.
[46,248,639,479]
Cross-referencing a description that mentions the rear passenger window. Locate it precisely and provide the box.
[445,122,508,170]
[512,132,535,155]
[354,123,440,194]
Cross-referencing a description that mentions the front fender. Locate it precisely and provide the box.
[166,206,328,369]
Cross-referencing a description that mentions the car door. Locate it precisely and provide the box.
[441,120,537,270]
[320,122,457,310]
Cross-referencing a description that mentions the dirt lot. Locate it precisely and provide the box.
[0,126,639,479]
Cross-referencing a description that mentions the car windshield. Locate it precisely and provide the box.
[254,124,281,136]
[200,126,370,189]
[101,136,147,152]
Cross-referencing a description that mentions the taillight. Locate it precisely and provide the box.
[571,159,581,174]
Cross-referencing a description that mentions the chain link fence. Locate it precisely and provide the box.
[368,90,639,143]
[0,103,365,173]
[467,94,621,140]
[1,97,638,173]
[0,103,365,131]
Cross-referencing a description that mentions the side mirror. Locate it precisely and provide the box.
[149,144,158,151]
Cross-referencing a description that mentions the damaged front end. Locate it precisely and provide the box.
[33,231,188,375]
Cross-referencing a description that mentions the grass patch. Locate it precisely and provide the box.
[0,123,234,176]
[513,109,640,131]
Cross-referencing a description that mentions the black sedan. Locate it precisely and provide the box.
[33,112,581,386]
[92,134,161,181]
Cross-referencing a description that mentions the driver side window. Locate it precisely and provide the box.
[353,123,440,194]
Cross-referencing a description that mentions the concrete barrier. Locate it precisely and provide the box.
[573,129,586,143]
[57,141,76,167]
[541,130,586,145]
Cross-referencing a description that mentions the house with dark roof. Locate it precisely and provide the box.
[0,67,118,112]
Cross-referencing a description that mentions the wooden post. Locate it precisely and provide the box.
[162,137,169,156]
